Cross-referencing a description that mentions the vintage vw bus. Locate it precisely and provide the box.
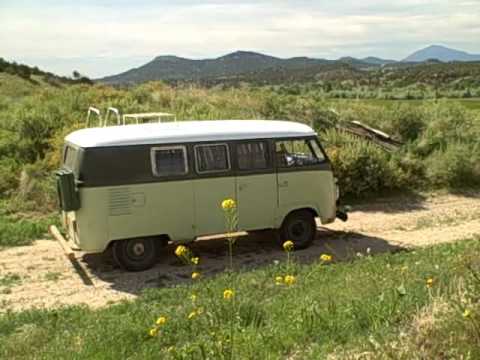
[55,120,346,271]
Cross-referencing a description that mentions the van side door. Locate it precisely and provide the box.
[192,142,236,236]
[234,140,276,230]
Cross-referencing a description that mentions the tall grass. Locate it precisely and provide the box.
[0,82,479,211]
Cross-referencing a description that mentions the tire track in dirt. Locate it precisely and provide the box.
[1,192,479,312]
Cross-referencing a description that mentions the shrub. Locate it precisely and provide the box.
[0,158,20,197]
[425,143,480,188]
[324,130,398,197]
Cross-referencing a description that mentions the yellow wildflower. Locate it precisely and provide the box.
[320,254,332,262]
[284,275,296,286]
[191,272,200,280]
[426,278,434,288]
[221,198,236,210]
[156,316,167,326]
[191,257,200,265]
[223,289,234,300]
[275,276,284,285]
[463,309,471,318]
[149,327,158,337]
[283,240,294,252]
[191,294,197,302]
[188,311,197,320]
[175,245,188,257]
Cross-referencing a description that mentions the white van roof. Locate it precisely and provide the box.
[66,120,316,148]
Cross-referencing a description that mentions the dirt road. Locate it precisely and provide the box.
[1,192,479,312]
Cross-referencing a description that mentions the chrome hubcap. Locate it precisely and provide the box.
[132,243,145,256]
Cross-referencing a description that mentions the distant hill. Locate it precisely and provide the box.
[403,45,480,62]
[361,57,396,66]
[99,51,335,84]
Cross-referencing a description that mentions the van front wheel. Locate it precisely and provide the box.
[112,238,158,272]
[279,210,316,250]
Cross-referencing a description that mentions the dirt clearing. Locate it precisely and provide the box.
[1,192,479,312]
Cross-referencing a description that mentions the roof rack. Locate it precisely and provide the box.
[85,107,176,128]
[122,112,177,125]
[86,107,102,127]
[105,107,121,126]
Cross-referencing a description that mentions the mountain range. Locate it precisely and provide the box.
[99,45,480,85]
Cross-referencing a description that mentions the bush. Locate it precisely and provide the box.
[324,130,399,197]
[7,161,58,214]
[388,104,426,142]
[0,158,20,197]
[425,143,480,188]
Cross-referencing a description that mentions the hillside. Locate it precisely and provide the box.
[0,57,92,97]
[99,51,336,84]
[403,45,480,62]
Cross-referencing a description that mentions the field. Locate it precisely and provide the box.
[0,66,479,359]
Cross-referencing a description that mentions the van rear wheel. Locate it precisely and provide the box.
[279,210,316,250]
[112,238,158,272]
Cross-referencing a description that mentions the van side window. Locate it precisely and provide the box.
[195,144,230,174]
[151,146,188,177]
[237,141,269,170]
[275,139,325,168]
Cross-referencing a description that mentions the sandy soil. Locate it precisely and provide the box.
[1,192,479,312]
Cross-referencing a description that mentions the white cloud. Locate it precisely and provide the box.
[0,0,478,77]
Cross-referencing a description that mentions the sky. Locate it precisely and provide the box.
[1,0,479,78]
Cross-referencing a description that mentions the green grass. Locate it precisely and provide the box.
[0,273,21,288]
[0,214,55,248]
[328,97,480,111]
[1,239,478,359]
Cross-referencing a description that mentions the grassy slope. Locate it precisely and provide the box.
[0,239,478,359]
[0,73,60,100]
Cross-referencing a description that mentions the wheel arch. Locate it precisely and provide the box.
[106,233,170,251]
[276,206,320,229]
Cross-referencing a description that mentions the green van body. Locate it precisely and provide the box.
[59,120,339,254]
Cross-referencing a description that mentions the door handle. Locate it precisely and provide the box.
[279,180,289,188]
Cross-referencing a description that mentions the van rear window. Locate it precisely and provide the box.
[151,146,188,177]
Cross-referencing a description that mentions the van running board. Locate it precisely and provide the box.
[48,225,95,286]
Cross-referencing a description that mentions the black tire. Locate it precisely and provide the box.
[112,238,158,272]
[279,210,316,250]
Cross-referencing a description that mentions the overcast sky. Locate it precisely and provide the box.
[1,0,479,78]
